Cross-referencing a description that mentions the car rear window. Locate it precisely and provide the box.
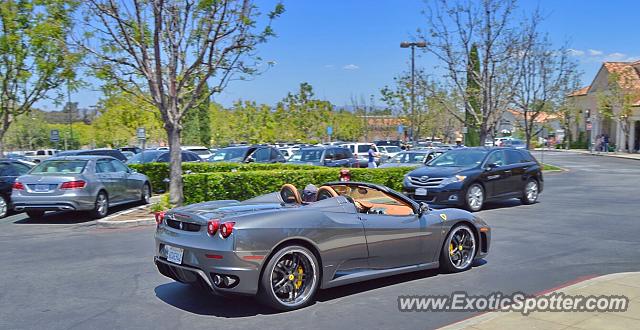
[32,160,87,174]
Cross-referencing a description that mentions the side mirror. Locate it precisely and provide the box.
[418,202,429,216]
[129,168,137,173]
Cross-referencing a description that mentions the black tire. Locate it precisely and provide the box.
[258,245,320,311]
[140,183,151,205]
[439,224,477,273]
[26,210,45,219]
[520,178,539,205]
[90,191,109,219]
[464,183,484,212]
[0,195,8,219]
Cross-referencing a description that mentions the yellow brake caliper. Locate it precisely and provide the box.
[449,243,454,255]
[294,266,304,289]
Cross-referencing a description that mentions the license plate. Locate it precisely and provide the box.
[415,188,428,196]
[166,245,184,264]
[35,184,50,192]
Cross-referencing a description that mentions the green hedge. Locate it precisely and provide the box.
[182,167,413,204]
[129,162,327,192]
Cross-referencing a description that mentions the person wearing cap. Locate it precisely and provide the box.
[367,144,379,168]
[454,138,465,148]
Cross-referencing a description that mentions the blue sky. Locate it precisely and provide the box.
[47,0,640,111]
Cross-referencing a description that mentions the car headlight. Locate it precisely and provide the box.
[440,175,467,186]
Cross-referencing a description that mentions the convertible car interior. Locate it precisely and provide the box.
[279,183,415,216]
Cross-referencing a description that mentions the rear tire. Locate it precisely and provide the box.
[258,245,319,311]
[140,183,151,204]
[26,210,45,219]
[0,195,8,218]
[91,191,109,219]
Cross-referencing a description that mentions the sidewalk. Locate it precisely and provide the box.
[535,148,640,161]
[441,272,640,330]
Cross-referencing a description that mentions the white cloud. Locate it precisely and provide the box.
[323,64,335,69]
[588,49,603,56]
[567,49,585,57]
[342,64,359,70]
[603,52,627,61]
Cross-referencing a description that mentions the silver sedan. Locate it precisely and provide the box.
[12,156,151,219]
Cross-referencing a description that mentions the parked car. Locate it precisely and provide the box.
[182,146,213,160]
[278,147,300,160]
[57,149,128,162]
[119,146,142,154]
[121,151,136,160]
[341,143,380,167]
[153,181,490,311]
[208,146,286,163]
[5,153,37,166]
[25,149,57,163]
[288,146,356,167]
[377,145,403,160]
[402,147,543,211]
[502,138,527,149]
[126,150,202,164]
[0,159,34,218]
[379,149,445,168]
[12,156,151,219]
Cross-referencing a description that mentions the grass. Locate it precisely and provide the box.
[542,163,562,171]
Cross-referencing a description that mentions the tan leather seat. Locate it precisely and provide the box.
[316,186,339,201]
[280,184,302,204]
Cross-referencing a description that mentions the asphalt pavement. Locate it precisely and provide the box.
[0,151,638,330]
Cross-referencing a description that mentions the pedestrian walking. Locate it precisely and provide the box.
[603,134,609,152]
[367,144,378,168]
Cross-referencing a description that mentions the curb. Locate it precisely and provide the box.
[535,148,640,161]
[438,272,637,330]
[95,195,162,229]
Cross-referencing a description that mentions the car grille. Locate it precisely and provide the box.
[408,176,445,187]
[166,219,201,232]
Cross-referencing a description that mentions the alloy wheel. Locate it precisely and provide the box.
[447,226,477,270]
[0,196,7,218]
[467,185,484,211]
[525,181,538,203]
[142,184,151,204]
[96,193,108,217]
[269,249,317,308]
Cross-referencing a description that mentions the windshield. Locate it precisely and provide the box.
[32,160,87,174]
[291,149,322,162]
[427,150,488,167]
[388,152,427,164]
[210,147,248,162]
[126,151,160,164]
[384,146,401,153]
[187,148,211,155]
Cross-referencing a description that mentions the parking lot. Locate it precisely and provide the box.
[0,151,638,330]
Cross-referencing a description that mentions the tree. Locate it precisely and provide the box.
[512,18,580,149]
[81,0,284,204]
[598,73,640,153]
[465,44,481,146]
[420,0,521,144]
[182,86,212,146]
[0,0,81,154]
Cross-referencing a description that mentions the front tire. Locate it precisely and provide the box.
[439,224,477,273]
[90,191,109,219]
[520,178,539,205]
[258,245,320,311]
[464,183,484,212]
[0,195,8,218]
[140,183,151,204]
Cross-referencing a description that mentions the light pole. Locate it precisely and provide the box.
[400,41,427,146]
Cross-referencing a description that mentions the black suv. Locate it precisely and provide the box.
[403,147,543,211]
[288,146,356,167]
[208,145,286,163]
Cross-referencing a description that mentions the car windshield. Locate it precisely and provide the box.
[427,150,488,167]
[32,160,87,174]
[389,152,427,164]
[188,148,211,155]
[291,149,322,162]
[384,146,401,153]
[210,147,248,161]
[126,151,161,164]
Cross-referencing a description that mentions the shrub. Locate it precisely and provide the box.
[129,162,327,192]
[182,167,413,204]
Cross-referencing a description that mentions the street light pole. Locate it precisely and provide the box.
[400,41,426,146]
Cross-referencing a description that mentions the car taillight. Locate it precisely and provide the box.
[207,219,220,236]
[60,180,86,189]
[12,182,25,190]
[220,222,235,238]
[155,211,165,225]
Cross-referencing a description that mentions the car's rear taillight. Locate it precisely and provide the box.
[220,222,235,238]
[155,211,165,225]
[60,180,86,189]
[207,219,220,236]
[12,182,25,190]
